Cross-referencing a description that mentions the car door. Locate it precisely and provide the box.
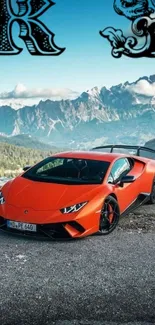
[107,157,139,212]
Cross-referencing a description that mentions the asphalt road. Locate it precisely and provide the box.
[0,208,155,325]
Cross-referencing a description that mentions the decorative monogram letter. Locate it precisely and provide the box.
[100,0,155,59]
[0,0,65,55]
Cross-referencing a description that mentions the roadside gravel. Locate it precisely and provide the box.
[0,205,155,325]
[118,204,155,233]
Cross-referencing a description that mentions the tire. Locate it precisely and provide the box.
[98,195,120,235]
[149,180,155,204]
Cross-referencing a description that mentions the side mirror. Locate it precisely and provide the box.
[119,175,135,187]
[23,165,31,171]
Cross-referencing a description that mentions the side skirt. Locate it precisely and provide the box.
[121,193,150,217]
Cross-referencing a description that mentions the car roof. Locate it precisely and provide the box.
[52,151,130,162]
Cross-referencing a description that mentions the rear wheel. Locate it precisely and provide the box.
[98,196,120,235]
[149,181,155,204]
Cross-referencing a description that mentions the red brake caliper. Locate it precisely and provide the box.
[108,203,114,224]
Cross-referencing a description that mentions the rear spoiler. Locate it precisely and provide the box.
[91,145,155,159]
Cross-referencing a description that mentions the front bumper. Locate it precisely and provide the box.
[0,217,85,240]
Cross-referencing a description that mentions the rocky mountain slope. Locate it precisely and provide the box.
[1,75,155,148]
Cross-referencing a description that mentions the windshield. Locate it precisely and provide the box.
[22,157,110,185]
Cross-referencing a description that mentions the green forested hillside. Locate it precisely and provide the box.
[0,134,56,151]
[0,142,58,177]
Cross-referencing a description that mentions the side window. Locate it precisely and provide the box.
[108,158,131,183]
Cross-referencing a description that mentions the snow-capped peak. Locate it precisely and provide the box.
[86,87,100,97]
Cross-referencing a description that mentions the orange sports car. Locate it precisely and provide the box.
[0,145,155,240]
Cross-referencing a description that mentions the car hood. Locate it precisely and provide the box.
[5,176,101,211]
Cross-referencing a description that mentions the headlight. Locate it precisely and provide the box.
[0,191,5,205]
[60,202,88,214]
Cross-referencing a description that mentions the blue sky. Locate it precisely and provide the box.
[0,0,155,97]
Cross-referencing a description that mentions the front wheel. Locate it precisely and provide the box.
[98,195,120,235]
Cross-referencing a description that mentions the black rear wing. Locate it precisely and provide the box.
[91,145,155,160]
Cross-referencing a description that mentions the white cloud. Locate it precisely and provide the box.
[126,80,155,97]
[0,98,41,109]
[0,83,79,109]
[0,83,79,100]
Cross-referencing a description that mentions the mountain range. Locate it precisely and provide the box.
[1,75,155,149]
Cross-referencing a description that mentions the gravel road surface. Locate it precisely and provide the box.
[0,205,155,325]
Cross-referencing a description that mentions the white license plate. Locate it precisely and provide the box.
[7,220,37,232]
